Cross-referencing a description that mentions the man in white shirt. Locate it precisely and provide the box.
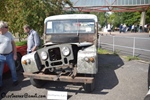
[0,21,18,91]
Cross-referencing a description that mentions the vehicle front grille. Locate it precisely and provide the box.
[48,47,61,61]
[46,45,74,67]
[51,61,62,66]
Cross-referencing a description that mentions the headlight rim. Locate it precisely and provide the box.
[40,51,48,60]
[61,46,70,56]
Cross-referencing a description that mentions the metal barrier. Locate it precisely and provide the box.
[99,35,150,60]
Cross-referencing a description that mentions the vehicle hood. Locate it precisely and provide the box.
[45,41,93,47]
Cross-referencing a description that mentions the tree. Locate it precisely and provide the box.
[146,8,150,23]
[0,0,72,41]
[107,11,144,28]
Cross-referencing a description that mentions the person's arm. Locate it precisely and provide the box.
[12,41,17,60]
[31,31,40,52]
[32,44,38,52]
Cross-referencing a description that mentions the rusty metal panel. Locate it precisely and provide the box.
[77,45,98,74]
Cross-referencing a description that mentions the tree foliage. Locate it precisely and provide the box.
[98,8,150,28]
[0,0,72,41]
[121,12,141,26]
[146,8,150,23]
[91,12,105,27]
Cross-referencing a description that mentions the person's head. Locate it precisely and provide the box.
[23,24,31,33]
[0,21,8,34]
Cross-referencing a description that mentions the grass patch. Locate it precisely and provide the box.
[123,56,139,61]
[98,48,119,56]
[15,41,27,46]
[98,48,140,61]
[98,48,109,54]
[113,50,119,56]
[97,48,113,54]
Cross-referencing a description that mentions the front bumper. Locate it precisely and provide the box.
[23,72,94,84]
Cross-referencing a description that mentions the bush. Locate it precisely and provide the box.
[15,41,27,46]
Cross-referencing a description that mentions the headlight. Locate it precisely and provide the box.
[40,51,48,60]
[61,47,70,56]
[22,59,31,65]
[84,57,95,62]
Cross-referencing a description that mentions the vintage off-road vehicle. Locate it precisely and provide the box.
[21,14,98,92]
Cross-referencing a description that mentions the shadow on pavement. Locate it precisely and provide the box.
[93,54,124,94]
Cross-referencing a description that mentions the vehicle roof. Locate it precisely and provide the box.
[44,14,98,23]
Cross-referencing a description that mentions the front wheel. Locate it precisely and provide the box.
[83,82,95,93]
[83,74,95,93]
[30,78,45,88]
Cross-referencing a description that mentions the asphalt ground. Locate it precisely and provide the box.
[0,54,149,100]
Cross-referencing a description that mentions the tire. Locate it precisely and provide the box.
[144,94,150,100]
[83,74,95,93]
[30,78,45,88]
[83,82,95,93]
[15,53,22,71]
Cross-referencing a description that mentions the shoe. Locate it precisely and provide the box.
[12,81,19,86]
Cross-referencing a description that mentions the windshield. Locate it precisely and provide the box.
[46,19,95,34]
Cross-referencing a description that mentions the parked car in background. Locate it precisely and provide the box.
[3,45,27,73]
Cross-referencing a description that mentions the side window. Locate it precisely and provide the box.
[46,22,53,33]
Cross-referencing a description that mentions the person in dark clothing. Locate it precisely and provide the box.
[119,24,123,33]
